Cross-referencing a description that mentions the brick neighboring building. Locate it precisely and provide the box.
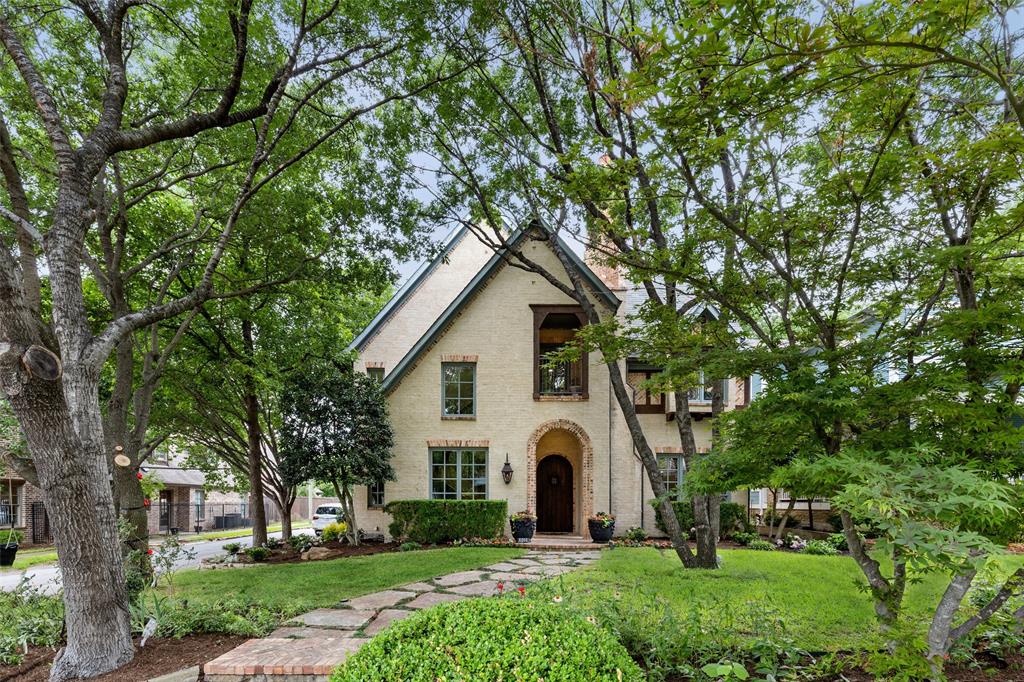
[0,471,47,545]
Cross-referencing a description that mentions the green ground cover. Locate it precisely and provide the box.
[556,548,1024,652]
[171,547,523,610]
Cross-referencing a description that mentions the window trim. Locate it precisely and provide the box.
[367,481,385,509]
[441,362,476,418]
[657,454,684,501]
[531,305,589,400]
[628,366,665,414]
[366,366,385,383]
[0,481,24,528]
[428,447,489,500]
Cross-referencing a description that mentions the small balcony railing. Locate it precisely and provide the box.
[539,358,584,396]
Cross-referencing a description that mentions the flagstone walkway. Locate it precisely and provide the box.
[203,549,601,681]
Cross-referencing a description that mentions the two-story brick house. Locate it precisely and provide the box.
[349,222,752,539]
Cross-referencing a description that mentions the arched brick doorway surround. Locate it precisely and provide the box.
[526,419,594,539]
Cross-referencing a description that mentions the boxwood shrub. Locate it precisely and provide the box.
[330,598,643,682]
[385,499,507,543]
[652,500,747,538]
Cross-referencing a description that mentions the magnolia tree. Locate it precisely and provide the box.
[279,366,394,546]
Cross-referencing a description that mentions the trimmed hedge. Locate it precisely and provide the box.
[385,499,507,543]
[652,500,746,538]
[330,598,643,682]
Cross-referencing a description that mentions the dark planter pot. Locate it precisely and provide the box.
[588,520,615,543]
[510,518,536,543]
[0,544,18,567]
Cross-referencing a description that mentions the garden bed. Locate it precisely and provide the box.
[261,541,399,564]
[0,634,247,681]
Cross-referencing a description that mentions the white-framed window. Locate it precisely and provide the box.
[442,363,476,417]
[193,489,205,521]
[749,489,763,507]
[688,371,728,404]
[367,367,384,383]
[0,482,23,527]
[657,455,684,500]
[430,448,487,500]
[367,481,385,508]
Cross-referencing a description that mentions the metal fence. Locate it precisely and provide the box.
[155,501,281,535]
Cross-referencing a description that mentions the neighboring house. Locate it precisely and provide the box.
[349,221,753,539]
[145,449,266,535]
[0,469,47,546]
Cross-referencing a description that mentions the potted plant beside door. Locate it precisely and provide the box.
[588,512,615,543]
[509,510,537,543]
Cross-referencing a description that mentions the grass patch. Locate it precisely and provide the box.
[169,520,312,544]
[172,547,523,610]
[558,548,1024,652]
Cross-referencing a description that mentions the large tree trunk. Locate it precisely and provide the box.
[3,365,134,679]
[673,389,719,568]
[242,319,268,547]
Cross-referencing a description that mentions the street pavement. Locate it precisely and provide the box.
[0,528,314,594]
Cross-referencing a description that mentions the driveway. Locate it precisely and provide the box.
[0,528,314,594]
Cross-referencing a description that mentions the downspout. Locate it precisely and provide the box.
[608,363,614,515]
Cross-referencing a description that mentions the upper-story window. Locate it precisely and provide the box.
[532,306,588,399]
[688,371,728,404]
[628,365,664,414]
[442,362,476,417]
[366,366,384,383]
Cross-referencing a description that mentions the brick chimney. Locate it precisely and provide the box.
[584,231,625,291]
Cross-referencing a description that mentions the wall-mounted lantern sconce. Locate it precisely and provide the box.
[501,453,514,485]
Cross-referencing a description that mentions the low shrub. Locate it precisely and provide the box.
[322,521,348,543]
[264,537,284,550]
[802,540,839,556]
[245,546,271,562]
[223,542,242,555]
[748,539,775,551]
[385,499,507,544]
[652,500,747,538]
[762,512,801,529]
[399,541,422,552]
[625,526,648,542]
[331,598,643,681]
[719,503,746,537]
[731,531,757,546]
[825,533,848,552]
[0,581,63,665]
[287,535,311,552]
[129,593,292,639]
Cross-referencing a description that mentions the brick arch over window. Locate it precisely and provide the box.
[526,419,594,538]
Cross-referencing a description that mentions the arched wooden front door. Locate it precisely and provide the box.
[536,455,573,533]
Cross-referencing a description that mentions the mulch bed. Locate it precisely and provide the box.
[260,541,399,564]
[0,634,247,681]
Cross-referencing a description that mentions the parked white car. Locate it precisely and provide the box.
[311,504,345,535]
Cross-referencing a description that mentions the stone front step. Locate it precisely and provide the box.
[204,637,366,681]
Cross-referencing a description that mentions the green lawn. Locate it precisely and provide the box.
[558,548,1024,652]
[1,547,58,571]
[172,547,523,610]
[170,520,312,544]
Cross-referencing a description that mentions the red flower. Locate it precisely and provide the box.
[143,498,150,507]
[146,549,154,555]
[136,472,144,480]
[497,581,504,592]
[517,586,525,596]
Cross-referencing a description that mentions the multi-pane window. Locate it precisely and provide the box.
[193,489,205,521]
[657,455,684,500]
[367,367,384,383]
[442,363,476,416]
[430,449,487,500]
[749,489,763,506]
[367,481,385,508]
[688,372,728,404]
[0,482,22,527]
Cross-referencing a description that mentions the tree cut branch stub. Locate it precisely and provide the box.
[21,345,61,380]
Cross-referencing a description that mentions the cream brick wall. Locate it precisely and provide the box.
[355,235,749,539]
[354,230,494,375]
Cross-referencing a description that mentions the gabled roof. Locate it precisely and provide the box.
[347,224,470,353]
[379,220,621,393]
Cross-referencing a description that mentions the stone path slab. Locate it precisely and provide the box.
[205,548,603,680]
[345,589,416,610]
[405,590,465,609]
[364,608,414,635]
[148,666,200,682]
[292,608,374,629]
[434,569,486,587]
